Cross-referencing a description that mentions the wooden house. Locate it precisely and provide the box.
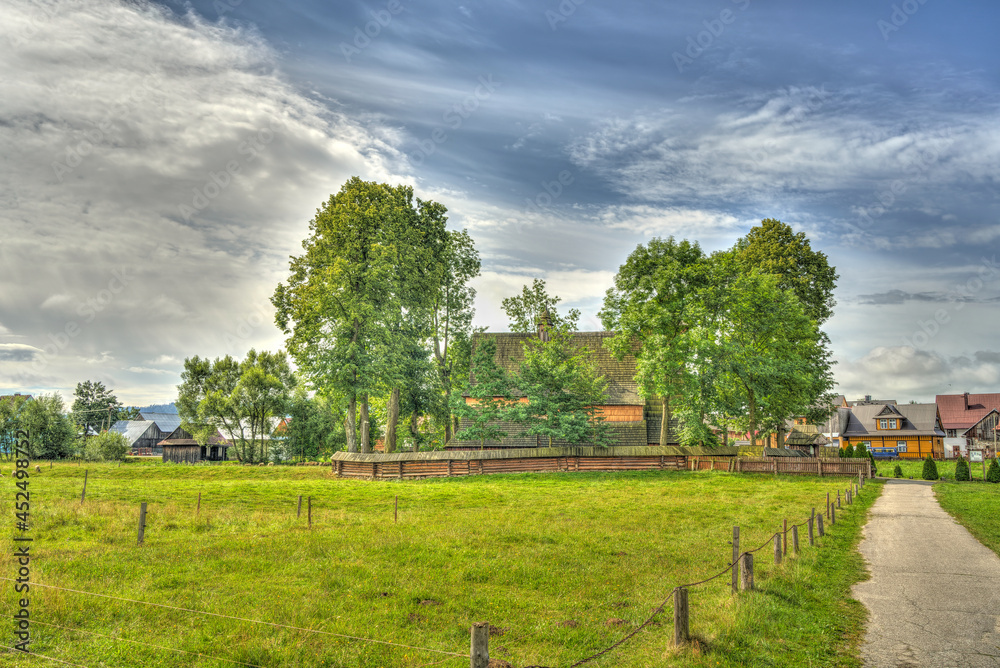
[159,426,231,463]
[935,393,1000,457]
[110,420,165,455]
[838,403,945,459]
[453,316,678,449]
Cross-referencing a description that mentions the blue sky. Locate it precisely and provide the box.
[1,0,999,405]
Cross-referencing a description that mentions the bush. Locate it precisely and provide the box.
[83,431,129,462]
[987,458,1000,483]
[921,455,939,481]
[955,456,970,481]
[893,464,903,478]
[841,444,854,458]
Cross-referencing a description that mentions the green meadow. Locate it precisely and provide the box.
[1,462,879,667]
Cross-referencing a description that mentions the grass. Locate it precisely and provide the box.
[0,461,880,667]
[934,481,1000,559]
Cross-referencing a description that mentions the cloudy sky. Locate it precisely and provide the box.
[1,0,999,406]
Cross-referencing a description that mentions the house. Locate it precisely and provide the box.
[838,403,945,459]
[847,395,897,407]
[159,426,231,463]
[935,393,1000,457]
[453,315,679,449]
[784,425,827,457]
[109,420,164,455]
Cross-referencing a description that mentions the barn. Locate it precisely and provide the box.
[159,427,231,463]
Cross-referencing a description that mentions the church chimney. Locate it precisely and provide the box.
[537,309,552,342]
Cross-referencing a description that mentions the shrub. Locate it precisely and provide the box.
[84,431,129,462]
[987,458,1000,483]
[954,456,970,481]
[921,455,939,481]
[841,444,854,458]
[893,464,903,478]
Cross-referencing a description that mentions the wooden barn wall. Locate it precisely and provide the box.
[163,446,201,464]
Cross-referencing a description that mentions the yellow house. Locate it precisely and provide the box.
[839,403,945,459]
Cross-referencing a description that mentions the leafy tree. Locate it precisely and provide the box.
[600,237,711,446]
[273,177,448,453]
[987,458,1000,483]
[71,381,138,437]
[502,279,580,333]
[893,464,903,478]
[731,218,839,325]
[178,350,295,464]
[0,395,32,460]
[84,430,129,462]
[20,394,76,459]
[278,387,345,461]
[451,337,515,449]
[508,325,613,447]
[921,455,939,481]
[955,456,970,481]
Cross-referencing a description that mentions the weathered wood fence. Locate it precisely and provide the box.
[332,447,874,480]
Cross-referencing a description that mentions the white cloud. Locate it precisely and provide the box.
[0,343,42,362]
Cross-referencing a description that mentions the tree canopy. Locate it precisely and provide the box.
[502,278,580,332]
[71,380,139,437]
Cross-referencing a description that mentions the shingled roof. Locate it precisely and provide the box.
[470,332,641,405]
[839,404,944,438]
[935,393,1000,431]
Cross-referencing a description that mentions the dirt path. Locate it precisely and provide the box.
[852,479,1000,667]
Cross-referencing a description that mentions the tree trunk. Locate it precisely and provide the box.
[660,395,671,446]
[386,388,400,453]
[345,392,358,453]
[776,425,786,449]
[445,416,453,444]
[748,389,757,449]
[360,395,370,453]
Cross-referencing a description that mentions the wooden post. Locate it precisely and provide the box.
[831,504,836,525]
[774,534,782,564]
[81,470,88,504]
[740,552,754,591]
[731,526,740,594]
[137,502,147,545]
[792,525,799,554]
[395,495,398,524]
[297,495,302,518]
[826,492,830,518]
[470,622,489,668]
[308,496,312,528]
[196,492,201,516]
[809,509,815,546]
[817,513,824,537]
[448,460,453,477]
[783,519,788,555]
[837,490,841,509]
[818,458,822,476]
[673,587,689,646]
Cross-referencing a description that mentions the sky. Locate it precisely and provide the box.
[1,0,999,407]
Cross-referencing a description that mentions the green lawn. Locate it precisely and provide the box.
[1,462,880,667]
[871,458,991,481]
[935,482,1000,558]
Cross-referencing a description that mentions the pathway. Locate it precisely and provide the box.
[853,479,1000,667]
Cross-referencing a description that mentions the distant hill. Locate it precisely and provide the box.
[137,403,177,414]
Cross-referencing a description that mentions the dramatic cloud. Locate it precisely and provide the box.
[0,344,42,362]
[836,347,1000,403]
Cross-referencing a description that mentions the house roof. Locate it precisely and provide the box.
[110,420,160,446]
[785,425,827,446]
[158,426,229,447]
[140,412,182,434]
[935,393,1000,430]
[469,331,640,405]
[0,393,33,404]
[838,404,945,438]
[847,397,897,407]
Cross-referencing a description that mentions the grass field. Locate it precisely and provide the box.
[1,462,880,667]
[935,482,1000,559]
[873,458,995,481]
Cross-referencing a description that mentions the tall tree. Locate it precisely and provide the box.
[20,394,76,459]
[451,337,514,449]
[732,218,839,325]
[501,279,580,332]
[600,237,710,446]
[0,395,32,460]
[272,177,448,453]
[280,387,346,461]
[177,350,295,464]
[71,381,138,437]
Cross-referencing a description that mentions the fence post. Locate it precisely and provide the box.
[826,492,830,518]
[740,552,754,591]
[809,509,815,546]
[196,492,201,516]
[137,502,147,546]
[395,495,398,524]
[792,525,799,554]
[731,526,740,594]
[783,519,788,555]
[297,495,302,518]
[818,458,823,476]
[773,534,782,564]
[673,587,689,646]
[837,490,841,509]
[817,513,825,537]
[308,496,312,528]
[831,504,836,525]
[81,470,88,504]
[470,622,489,668]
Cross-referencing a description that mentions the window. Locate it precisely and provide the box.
[947,429,957,437]
[880,419,897,429]
[897,440,907,452]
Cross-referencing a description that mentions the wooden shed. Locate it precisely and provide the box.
[159,427,231,463]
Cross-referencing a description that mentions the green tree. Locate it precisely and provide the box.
[71,381,138,437]
[987,458,1000,483]
[84,430,129,462]
[600,237,710,446]
[451,337,515,449]
[731,218,839,325]
[178,350,295,464]
[955,456,970,481]
[893,463,903,478]
[501,279,580,333]
[921,455,939,481]
[279,387,346,461]
[21,394,76,459]
[0,395,32,460]
[272,177,448,453]
[508,325,613,447]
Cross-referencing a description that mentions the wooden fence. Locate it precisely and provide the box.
[331,448,874,480]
